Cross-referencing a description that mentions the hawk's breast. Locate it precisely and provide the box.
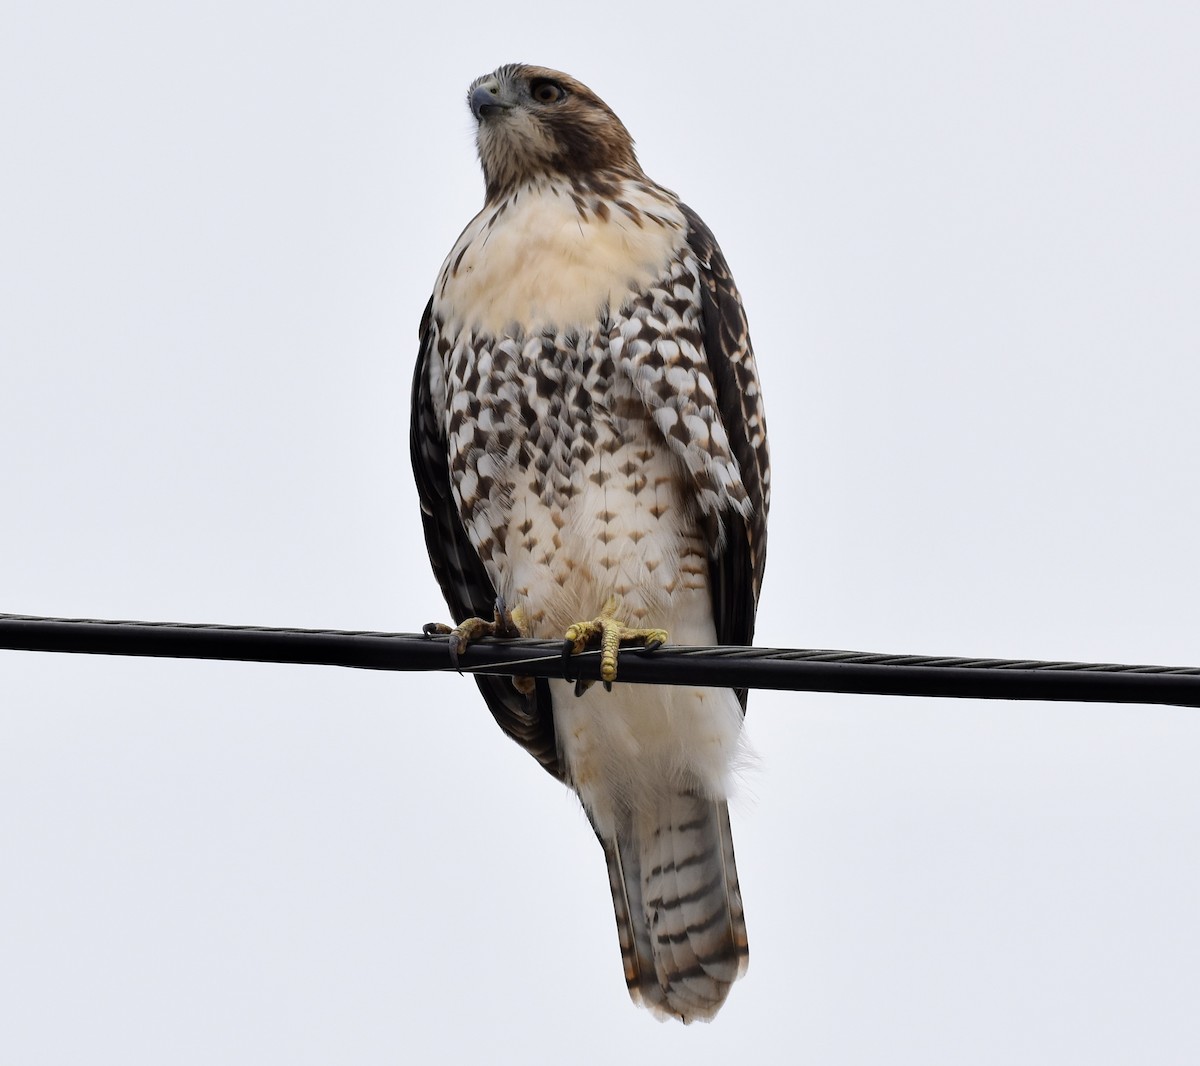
[435,181,687,337]
[428,179,714,640]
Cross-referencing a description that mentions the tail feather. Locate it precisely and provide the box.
[602,791,748,1022]
[602,830,668,1016]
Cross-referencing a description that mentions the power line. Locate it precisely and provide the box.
[2,612,1198,708]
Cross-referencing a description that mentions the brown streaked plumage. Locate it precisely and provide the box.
[411,63,769,1022]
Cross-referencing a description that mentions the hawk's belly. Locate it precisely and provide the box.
[505,420,714,643]
[443,327,712,641]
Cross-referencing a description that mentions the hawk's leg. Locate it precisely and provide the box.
[562,594,668,691]
[424,597,534,691]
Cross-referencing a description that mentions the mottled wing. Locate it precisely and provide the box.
[410,297,563,780]
[679,204,769,662]
[666,209,768,714]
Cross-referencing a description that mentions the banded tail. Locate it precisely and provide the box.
[602,791,748,1022]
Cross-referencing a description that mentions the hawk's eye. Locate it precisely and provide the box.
[529,79,565,104]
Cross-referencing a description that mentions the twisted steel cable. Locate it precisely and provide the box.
[2,612,1198,708]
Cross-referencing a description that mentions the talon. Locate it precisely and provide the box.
[560,596,670,687]
[426,601,527,674]
[492,596,522,640]
[563,622,588,654]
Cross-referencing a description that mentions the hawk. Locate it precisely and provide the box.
[410,63,769,1022]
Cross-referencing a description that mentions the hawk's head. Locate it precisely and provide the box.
[467,64,642,200]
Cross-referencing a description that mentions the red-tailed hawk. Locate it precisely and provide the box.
[411,63,769,1022]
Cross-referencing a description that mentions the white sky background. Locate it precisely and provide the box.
[2,2,1199,1062]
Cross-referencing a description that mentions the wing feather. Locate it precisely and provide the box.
[410,297,563,780]
[680,204,770,704]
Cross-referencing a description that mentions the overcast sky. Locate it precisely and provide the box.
[3,3,1199,1063]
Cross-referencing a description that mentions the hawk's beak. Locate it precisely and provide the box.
[471,83,510,121]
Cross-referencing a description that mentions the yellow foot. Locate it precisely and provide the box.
[562,595,668,690]
[423,596,524,672]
